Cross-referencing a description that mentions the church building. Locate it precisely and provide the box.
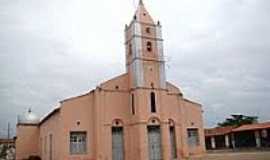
[16,1,205,160]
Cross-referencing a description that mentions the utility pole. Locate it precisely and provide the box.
[7,122,10,147]
[8,122,10,139]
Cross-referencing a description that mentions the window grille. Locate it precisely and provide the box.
[187,128,200,147]
[70,132,87,155]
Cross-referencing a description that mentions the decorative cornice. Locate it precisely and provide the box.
[127,57,165,66]
[125,35,163,44]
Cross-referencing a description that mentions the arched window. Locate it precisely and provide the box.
[146,27,151,34]
[129,44,132,55]
[147,41,152,52]
[150,92,156,113]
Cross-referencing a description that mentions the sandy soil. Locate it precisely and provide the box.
[190,151,270,160]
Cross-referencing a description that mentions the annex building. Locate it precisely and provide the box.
[16,1,205,160]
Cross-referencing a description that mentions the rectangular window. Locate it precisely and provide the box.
[112,127,124,160]
[131,94,135,115]
[49,134,53,160]
[70,132,87,155]
[170,127,177,159]
[187,128,200,147]
[40,138,43,157]
[150,92,156,113]
[44,136,47,155]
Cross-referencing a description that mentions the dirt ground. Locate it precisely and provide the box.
[190,151,270,160]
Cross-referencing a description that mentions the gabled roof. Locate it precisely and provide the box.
[60,91,93,104]
[232,122,270,132]
[39,107,61,126]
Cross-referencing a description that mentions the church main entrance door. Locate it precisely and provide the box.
[148,126,162,160]
[112,127,124,160]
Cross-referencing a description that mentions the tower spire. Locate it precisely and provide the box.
[139,0,144,5]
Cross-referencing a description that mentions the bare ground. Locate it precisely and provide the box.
[190,151,270,160]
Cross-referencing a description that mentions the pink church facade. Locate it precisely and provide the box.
[16,1,205,160]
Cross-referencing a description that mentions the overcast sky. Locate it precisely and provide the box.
[0,0,270,137]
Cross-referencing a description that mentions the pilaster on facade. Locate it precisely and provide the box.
[161,123,171,160]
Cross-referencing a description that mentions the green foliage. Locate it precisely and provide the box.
[217,114,258,127]
[0,144,8,159]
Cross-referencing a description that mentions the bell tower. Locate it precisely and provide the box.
[125,0,166,89]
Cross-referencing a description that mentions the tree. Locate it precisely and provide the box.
[0,144,8,159]
[217,114,258,127]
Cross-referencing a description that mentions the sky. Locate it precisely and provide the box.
[0,0,270,138]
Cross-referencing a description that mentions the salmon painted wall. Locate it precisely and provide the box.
[59,93,95,160]
[182,100,206,156]
[16,125,39,160]
[16,2,205,160]
[16,80,205,160]
[39,111,61,160]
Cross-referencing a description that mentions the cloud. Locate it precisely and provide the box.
[0,0,270,137]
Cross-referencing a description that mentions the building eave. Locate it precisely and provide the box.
[183,98,202,106]
[17,123,39,127]
[39,108,61,126]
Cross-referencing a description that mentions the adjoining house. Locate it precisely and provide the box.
[205,126,234,150]
[15,1,205,160]
[205,122,270,150]
[0,139,15,146]
[0,138,16,160]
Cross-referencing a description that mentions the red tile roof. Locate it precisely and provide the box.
[232,122,270,132]
[205,126,235,137]
[0,139,15,144]
[205,122,270,136]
